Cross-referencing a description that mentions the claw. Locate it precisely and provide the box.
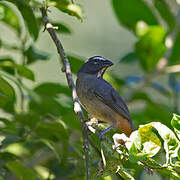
[85,121,99,127]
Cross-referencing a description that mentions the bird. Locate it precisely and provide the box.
[76,56,135,137]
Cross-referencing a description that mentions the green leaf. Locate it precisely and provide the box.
[6,161,36,180]
[152,122,180,164]
[119,52,137,63]
[50,0,69,6]
[29,84,74,122]
[127,122,180,177]
[153,0,175,31]
[31,83,80,130]
[14,113,40,129]
[129,124,161,163]
[29,89,72,118]
[0,76,15,108]
[169,29,180,65]
[6,143,30,157]
[152,122,179,149]
[0,58,35,81]
[135,26,166,72]
[0,117,11,126]
[118,170,135,180]
[1,135,22,146]
[52,22,71,34]
[61,111,80,130]
[0,58,15,74]
[0,2,20,34]
[35,121,69,142]
[55,3,84,21]
[112,0,158,31]
[25,45,49,64]
[29,97,65,117]
[178,146,180,160]
[67,55,84,74]
[6,0,39,40]
[129,142,147,163]
[34,82,71,97]
[138,125,161,156]
[30,83,73,117]
[39,139,62,161]
[171,114,180,131]
[16,65,35,81]
[142,158,180,179]
[0,152,19,165]
[171,114,180,140]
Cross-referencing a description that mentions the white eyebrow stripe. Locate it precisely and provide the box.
[94,57,106,61]
[87,56,107,62]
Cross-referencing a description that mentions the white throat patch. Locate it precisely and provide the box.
[97,67,107,78]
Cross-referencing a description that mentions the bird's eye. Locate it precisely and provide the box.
[93,61,98,65]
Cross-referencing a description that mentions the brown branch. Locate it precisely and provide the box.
[40,7,91,180]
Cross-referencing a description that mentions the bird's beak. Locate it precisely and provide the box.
[101,59,114,68]
[97,59,114,78]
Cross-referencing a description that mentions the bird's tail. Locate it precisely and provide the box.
[116,119,135,137]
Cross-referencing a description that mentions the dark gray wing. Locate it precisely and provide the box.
[94,78,131,121]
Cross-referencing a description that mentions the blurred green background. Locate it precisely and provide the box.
[31,0,136,84]
[0,0,180,179]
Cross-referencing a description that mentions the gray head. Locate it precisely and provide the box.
[78,56,113,77]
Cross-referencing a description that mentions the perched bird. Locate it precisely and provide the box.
[76,56,135,137]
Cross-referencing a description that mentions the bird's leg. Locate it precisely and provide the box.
[85,121,99,126]
[98,125,113,139]
[86,115,105,127]
[86,119,109,135]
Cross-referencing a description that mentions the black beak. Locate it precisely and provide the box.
[101,59,114,67]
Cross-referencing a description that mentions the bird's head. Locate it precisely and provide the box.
[78,56,113,77]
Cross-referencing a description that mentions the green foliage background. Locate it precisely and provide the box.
[0,0,179,179]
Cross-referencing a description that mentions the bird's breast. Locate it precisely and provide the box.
[76,75,106,118]
[77,78,113,123]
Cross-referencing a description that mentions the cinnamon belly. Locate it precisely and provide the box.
[84,100,133,137]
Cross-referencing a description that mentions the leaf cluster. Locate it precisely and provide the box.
[0,0,179,180]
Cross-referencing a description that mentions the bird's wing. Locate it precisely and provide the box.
[94,79,131,121]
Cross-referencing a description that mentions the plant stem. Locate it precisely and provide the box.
[40,7,91,180]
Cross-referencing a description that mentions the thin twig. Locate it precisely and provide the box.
[40,7,91,180]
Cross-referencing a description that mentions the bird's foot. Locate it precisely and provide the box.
[85,121,99,134]
[85,121,99,127]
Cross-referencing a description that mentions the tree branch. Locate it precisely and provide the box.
[40,7,91,180]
